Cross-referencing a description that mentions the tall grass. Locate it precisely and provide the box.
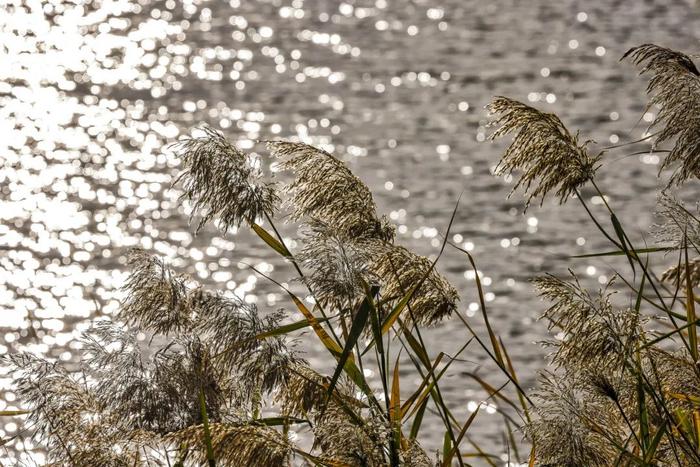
[4,129,480,466]
[4,42,700,466]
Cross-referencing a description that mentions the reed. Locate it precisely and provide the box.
[5,128,475,466]
[484,42,700,466]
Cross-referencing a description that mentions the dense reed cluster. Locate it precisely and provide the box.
[5,127,464,465]
[7,41,700,466]
[486,43,700,466]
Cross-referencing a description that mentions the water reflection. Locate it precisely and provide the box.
[2,0,700,459]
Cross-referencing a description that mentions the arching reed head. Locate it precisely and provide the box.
[3,352,156,465]
[173,126,278,232]
[653,192,700,249]
[267,141,395,242]
[371,245,459,327]
[488,96,601,207]
[82,322,227,434]
[275,363,331,417]
[624,44,700,185]
[527,372,624,467]
[312,403,388,467]
[533,274,643,372]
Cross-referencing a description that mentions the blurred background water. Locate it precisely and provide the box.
[2,0,700,463]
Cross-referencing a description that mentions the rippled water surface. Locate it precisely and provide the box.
[3,0,700,462]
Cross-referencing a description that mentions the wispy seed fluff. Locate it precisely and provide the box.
[624,44,700,185]
[371,245,459,327]
[297,220,383,305]
[527,372,624,467]
[488,97,601,207]
[267,140,395,242]
[173,126,278,232]
[167,423,292,467]
[121,248,193,335]
[652,192,700,249]
[533,273,643,372]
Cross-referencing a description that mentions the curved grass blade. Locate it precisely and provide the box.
[255,316,332,340]
[610,213,637,276]
[325,294,372,405]
[198,388,216,467]
[252,222,291,257]
[572,246,674,258]
[443,406,480,467]
[409,397,429,440]
[685,242,699,361]
[254,416,311,428]
[0,410,30,416]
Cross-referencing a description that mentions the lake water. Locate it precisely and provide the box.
[2,0,700,463]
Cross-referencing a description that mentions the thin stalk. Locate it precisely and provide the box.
[574,188,622,249]
[601,131,660,150]
[262,212,342,345]
[684,237,699,362]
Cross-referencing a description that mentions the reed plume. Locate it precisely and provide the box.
[173,126,278,232]
[371,245,459,327]
[488,96,601,207]
[82,322,227,434]
[275,363,332,417]
[120,248,193,335]
[296,220,381,306]
[527,372,625,467]
[312,404,389,467]
[276,364,392,466]
[653,192,700,249]
[533,274,643,373]
[624,44,700,185]
[267,140,395,242]
[3,353,156,466]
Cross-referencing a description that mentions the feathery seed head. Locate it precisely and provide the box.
[313,403,389,466]
[534,274,643,371]
[528,373,624,467]
[167,423,292,467]
[653,192,700,248]
[121,248,193,335]
[173,126,278,232]
[297,220,383,306]
[82,323,226,433]
[372,245,459,327]
[267,140,395,242]
[488,96,601,207]
[624,44,700,185]
[276,363,331,417]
